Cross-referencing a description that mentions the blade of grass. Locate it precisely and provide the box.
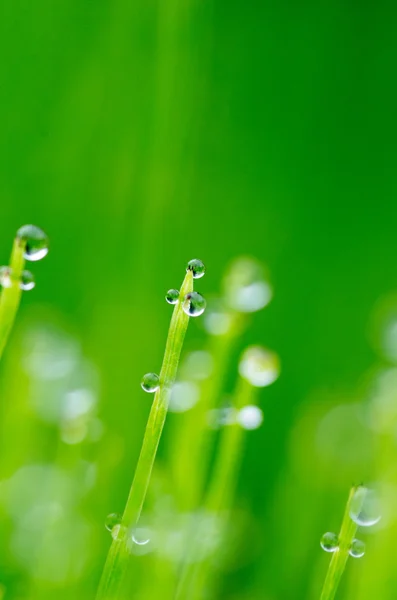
[0,237,26,360]
[96,268,194,600]
[320,485,365,600]
[170,311,246,511]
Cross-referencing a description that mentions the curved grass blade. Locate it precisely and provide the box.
[320,485,365,600]
[96,269,194,600]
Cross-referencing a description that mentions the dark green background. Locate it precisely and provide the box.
[0,2,396,599]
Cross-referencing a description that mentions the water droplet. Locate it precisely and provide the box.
[207,406,237,429]
[237,405,263,430]
[187,259,205,279]
[349,538,365,558]
[105,513,126,541]
[112,524,127,541]
[203,301,232,336]
[105,513,122,533]
[169,381,199,413]
[16,225,49,262]
[141,373,160,393]
[131,527,153,555]
[223,257,272,313]
[239,346,280,387]
[0,266,14,288]
[350,486,381,527]
[320,532,339,553]
[182,292,206,317]
[166,289,180,304]
[20,270,35,291]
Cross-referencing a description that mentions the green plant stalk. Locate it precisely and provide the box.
[171,312,246,511]
[96,269,194,600]
[176,375,256,600]
[320,486,365,600]
[0,237,26,361]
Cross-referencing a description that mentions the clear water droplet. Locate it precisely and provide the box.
[141,373,160,393]
[349,538,365,558]
[203,301,232,336]
[320,532,339,553]
[166,289,179,304]
[187,259,205,279]
[182,292,206,317]
[237,405,263,430]
[112,524,127,541]
[169,381,199,413]
[350,486,381,527]
[20,270,35,291]
[132,527,150,546]
[105,513,121,533]
[223,257,272,313]
[16,225,49,262]
[207,406,237,429]
[239,346,280,387]
[0,266,14,288]
[131,527,152,554]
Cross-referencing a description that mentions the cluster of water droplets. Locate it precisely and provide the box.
[165,260,207,316]
[320,486,381,560]
[320,532,366,558]
[141,260,207,396]
[0,225,49,293]
[105,513,153,553]
[0,266,36,291]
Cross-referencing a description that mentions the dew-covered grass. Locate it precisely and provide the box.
[1,3,397,599]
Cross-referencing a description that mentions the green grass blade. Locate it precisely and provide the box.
[96,269,194,600]
[320,486,365,600]
[0,237,26,360]
[170,312,246,511]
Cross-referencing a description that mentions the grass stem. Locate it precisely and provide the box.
[96,269,194,600]
[320,486,364,600]
[0,237,26,361]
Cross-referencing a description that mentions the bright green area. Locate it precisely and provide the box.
[0,1,397,599]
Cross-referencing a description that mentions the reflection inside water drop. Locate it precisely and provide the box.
[349,538,365,558]
[186,259,205,279]
[320,531,339,553]
[16,224,49,262]
[20,270,35,291]
[141,373,160,393]
[182,292,206,317]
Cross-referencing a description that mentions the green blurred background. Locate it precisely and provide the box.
[1,1,397,599]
